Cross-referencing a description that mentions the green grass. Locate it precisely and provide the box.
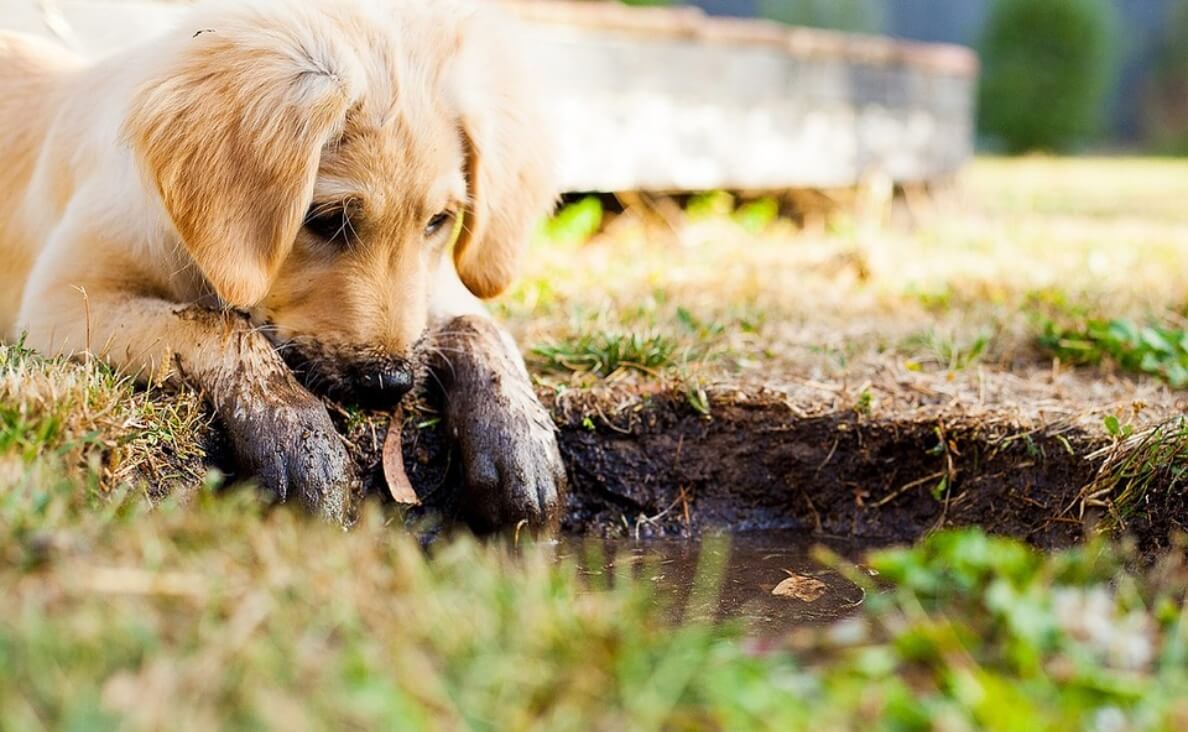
[2,464,1185,731]
[540,196,604,245]
[506,158,1188,397]
[902,330,991,372]
[531,331,680,378]
[0,341,209,507]
[525,301,763,382]
[1038,318,1188,387]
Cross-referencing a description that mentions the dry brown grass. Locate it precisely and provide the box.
[0,342,210,506]
[500,157,1188,434]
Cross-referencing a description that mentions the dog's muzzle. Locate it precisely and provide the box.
[277,339,417,410]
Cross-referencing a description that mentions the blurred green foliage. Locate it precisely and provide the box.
[1039,318,1188,388]
[684,191,779,233]
[978,0,1118,153]
[758,0,883,33]
[541,196,604,245]
[1145,0,1188,154]
[615,0,882,33]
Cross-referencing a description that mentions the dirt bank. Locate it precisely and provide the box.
[326,385,1184,553]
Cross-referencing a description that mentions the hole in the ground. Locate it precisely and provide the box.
[342,390,1115,548]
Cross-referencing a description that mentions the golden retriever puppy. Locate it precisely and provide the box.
[0,0,565,529]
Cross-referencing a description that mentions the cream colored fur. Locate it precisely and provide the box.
[0,0,563,525]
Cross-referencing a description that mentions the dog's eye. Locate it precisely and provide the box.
[304,205,355,247]
[424,211,454,238]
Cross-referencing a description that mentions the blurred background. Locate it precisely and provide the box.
[10,0,1188,180]
[626,0,1188,154]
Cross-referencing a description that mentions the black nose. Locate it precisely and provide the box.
[354,364,414,408]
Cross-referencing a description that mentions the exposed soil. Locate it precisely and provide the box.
[328,385,1182,552]
[553,393,1093,546]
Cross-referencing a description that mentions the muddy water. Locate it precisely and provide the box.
[559,531,867,634]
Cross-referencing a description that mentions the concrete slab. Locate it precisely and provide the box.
[1,0,978,191]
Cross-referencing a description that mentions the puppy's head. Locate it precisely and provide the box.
[125,0,554,408]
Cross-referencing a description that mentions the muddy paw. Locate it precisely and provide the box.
[428,315,568,533]
[221,384,357,524]
[453,391,567,534]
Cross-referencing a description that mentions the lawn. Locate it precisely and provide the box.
[2,157,1187,730]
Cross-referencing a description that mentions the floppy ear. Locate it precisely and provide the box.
[125,22,359,308]
[451,13,558,300]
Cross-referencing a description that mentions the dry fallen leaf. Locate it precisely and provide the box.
[771,573,827,602]
[382,408,420,505]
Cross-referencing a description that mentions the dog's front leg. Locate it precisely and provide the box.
[20,293,356,522]
[427,276,566,531]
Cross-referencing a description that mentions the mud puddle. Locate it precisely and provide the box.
[560,531,867,634]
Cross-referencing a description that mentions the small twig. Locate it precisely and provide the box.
[929,480,953,533]
[672,434,685,469]
[632,488,690,538]
[799,487,823,532]
[593,404,632,435]
[814,436,840,477]
[870,470,946,508]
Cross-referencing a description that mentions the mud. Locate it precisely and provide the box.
[562,532,867,634]
[335,386,1182,552]
[191,383,1183,630]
